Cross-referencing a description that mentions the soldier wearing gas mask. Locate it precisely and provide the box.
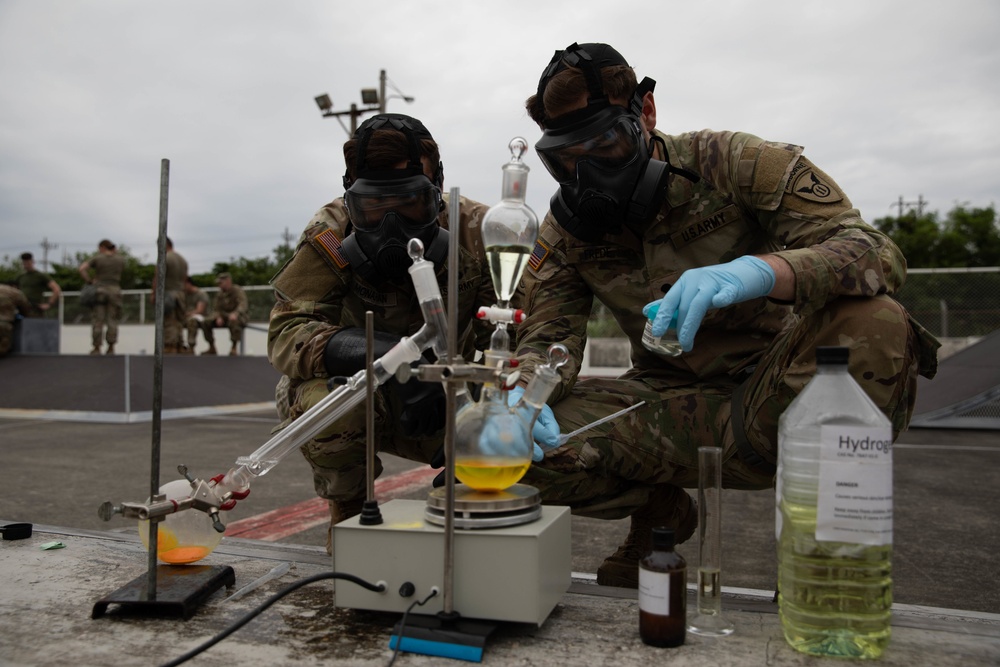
[513,43,939,588]
[268,114,496,551]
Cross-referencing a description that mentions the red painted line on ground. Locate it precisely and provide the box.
[225,466,439,541]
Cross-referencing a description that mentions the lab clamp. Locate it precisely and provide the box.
[97,140,574,642]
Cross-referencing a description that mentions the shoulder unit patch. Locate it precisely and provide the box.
[785,160,844,204]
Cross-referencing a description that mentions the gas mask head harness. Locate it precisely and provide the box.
[534,43,696,242]
[340,113,448,283]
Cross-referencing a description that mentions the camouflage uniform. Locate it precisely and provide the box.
[16,269,54,318]
[0,284,32,357]
[205,284,249,348]
[184,286,210,350]
[268,194,495,504]
[515,129,940,519]
[83,252,126,349]
[163,249,188,349]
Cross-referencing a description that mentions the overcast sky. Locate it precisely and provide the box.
[2,0,998,275]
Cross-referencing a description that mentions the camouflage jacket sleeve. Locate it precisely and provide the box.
[683,130,906,317]
[234,286,249,317]
[267,202,353,380]
[513,221,591,402]
[451,194,499,355]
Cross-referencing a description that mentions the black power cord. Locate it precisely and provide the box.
[158,571,385,667]
[386,587,439,667]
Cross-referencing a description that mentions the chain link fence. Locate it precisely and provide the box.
[585,267,1000,341]
[896,267,1000,338]
[50,268,1000,342]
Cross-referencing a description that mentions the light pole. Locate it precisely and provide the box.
[315,69,414,136]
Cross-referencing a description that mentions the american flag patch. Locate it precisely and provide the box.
[315,228,349,269]
[527,239,551,271]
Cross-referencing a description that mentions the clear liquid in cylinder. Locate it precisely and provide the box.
[486,245,530,304]
[697,567,722,609]
[455,457,530,492]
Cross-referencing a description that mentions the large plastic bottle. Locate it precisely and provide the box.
[776,346,894,659]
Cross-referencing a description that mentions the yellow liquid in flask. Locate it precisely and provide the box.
[455,457,530,492]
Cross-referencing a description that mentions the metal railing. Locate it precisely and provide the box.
[47,267,1000,341]
[49,285,277,326]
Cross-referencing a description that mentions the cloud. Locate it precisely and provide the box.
[1,0,998,273]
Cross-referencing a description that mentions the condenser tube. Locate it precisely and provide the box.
[217,328,433,495]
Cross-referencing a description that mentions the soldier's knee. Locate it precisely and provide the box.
[819,296,915,423]
[817,295,909,362]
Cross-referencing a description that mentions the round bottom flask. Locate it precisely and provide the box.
[139,479,223,564]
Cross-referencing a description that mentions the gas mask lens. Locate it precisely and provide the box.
[345,175,442,231]
[536,111,642,184]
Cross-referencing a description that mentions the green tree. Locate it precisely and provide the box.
[0,246,145,289]
[206,241,294,287]
[873,204,999,268]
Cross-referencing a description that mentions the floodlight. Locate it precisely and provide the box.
[314,94,333,112]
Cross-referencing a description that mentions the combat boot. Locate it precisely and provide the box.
[202,343,217,356]
[90,346,101,355]
[325,497,365,555]
[229,343,239,357]
[105,344,115,355]
[164,344,178,354]
[595,484,698,588]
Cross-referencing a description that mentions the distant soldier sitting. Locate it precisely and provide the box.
[200,272,248,356]
[0,283,32,357]
[182,277,210,354]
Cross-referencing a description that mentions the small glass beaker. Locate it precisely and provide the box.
[641,303,682,357]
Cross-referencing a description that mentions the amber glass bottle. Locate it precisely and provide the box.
[638,526,687,647]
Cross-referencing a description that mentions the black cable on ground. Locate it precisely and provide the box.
[386,587,439,667]
[159,571,385,667]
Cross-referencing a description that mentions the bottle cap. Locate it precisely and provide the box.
[816,346,849,366]
[651,526,675,550]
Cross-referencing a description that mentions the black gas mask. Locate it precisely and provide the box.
[534,43,674,242]
[340,114,448,283]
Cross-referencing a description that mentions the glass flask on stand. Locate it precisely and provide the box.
[139,479,224,564]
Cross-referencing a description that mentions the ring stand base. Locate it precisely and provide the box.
[92,564,235,620]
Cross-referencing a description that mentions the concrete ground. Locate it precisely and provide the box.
[1,408,998,614]
[1,354,999,665]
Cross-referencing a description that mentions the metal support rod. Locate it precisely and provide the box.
[365,311,376,503]
[147,157,170,598]
[124,354,131,416]
[442,187,461,614]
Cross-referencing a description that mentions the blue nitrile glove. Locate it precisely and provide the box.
[507,385,561,462]
[643,256,775,352]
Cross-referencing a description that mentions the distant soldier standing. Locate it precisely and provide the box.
[152,237,188,353]
[78,239,126,355]
[202,272,248,356]
[16,252,61,318]
[0,283,32,357]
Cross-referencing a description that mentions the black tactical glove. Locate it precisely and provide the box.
[324,327,445,437]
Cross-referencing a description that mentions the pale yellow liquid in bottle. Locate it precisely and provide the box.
[455,457,530,492]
